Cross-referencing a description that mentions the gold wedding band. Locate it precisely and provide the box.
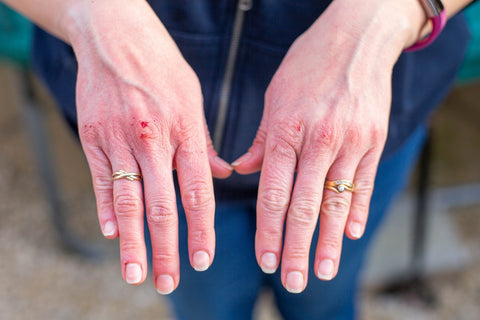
[112,170,142,182]
[324,180,355,193]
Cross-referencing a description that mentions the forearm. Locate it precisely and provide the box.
[1,0,76,42]
[371,0,476,48]
[0,0,173,49]
[445,0,476,17]
[318,0,475,65]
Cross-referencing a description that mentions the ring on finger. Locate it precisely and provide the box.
[324,180,354,193]
[112,170,142,181]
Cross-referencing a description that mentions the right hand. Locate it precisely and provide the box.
[63,0,232,294]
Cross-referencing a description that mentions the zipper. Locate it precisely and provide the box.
[213,0,253,151]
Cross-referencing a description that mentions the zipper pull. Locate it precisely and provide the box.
[239,0,253,11]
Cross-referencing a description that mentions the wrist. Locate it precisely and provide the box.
[59,0,167,49]
[404,0,447,51]
[57,1,83,45]
[359,0,429,53]
[57,0,103,47]
[319,0,428,60]
[60,0,198,92]
[386,0,431,49]
[319,0,428,64]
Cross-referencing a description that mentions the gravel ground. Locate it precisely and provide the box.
[1,63,479,320]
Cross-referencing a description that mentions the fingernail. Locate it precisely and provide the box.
[286,271,304,294]
[260,252,277,274]
[231,152,252,167]
[215,156,233,171]
[317,259,334,280]
[350,222,363,239]
[156,275,174,295]
[125,263,142,284]
[193,251,210,272]
[103,221,115,237]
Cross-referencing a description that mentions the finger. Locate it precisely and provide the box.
[255,122,300,276]
[314,156,359,282]
[232,118,267,174]
[203,117,232,179]
[344,149,379,240]
[83,145,118,239]
[280,152,330,293]
[140,153,180,295]
[176,135,216,273]
[110,156,147,286]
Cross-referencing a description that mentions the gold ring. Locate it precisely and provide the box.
[112,170,142,181]
[324,180,354,193]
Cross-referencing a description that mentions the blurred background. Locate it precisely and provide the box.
[1,3,480,320]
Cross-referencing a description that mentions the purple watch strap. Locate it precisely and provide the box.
[405,9,447,52]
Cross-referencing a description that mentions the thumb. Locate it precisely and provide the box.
[204,118,233,179]
[232,118,267,175]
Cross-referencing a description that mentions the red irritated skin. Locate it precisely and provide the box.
[0,0,474,295]
[68,0,233,295]
[232,0,427,293]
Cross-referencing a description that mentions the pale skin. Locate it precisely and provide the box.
[2,0,473,294]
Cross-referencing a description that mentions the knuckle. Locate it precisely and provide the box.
[271,118,304,151]
[259,228,283,243]
[269,138,297,160]
[319,235,340,252]
[350,201,370,223]
[175,136,205,161]
[79,122,101,144]
[344,126,363,148]
[172,117,198,142]
[190,229,209,244]
[94,175,113,192]
[97,197,114,215]
[311,122,340,150]
[147,199,175,226]
[289,199,318,225]
[151,252,177,265]
[94,176,114,215]
[349,179,374,216]
[182,181,213,213]
[260,187,290,214]
[284,246,309,260]
[135,119,166,147]
[350,201,369,218]
[120,240,145,254]
[369,124,387,145]
[321,196,350,219]
[114,193,143,217]
[355,178,375,195]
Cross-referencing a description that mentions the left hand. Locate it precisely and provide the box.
[233,0,426,293]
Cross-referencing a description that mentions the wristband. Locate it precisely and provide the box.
[405,0,447,52]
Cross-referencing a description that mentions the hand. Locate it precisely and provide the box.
[65,0,232,294]
[233,0,425,293]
